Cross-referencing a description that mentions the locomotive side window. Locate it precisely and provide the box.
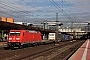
[10,32,20,36]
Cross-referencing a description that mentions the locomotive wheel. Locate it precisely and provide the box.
[19,46,23,49]
[10,47,14,50]
[35,43,39,46]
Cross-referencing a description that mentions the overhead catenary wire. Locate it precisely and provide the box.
[0,6,25,17]
[63,0,82,29]
[21,0,42,12]
[0,1,29,15]
[49,0,81,31]
[54,0,74,22]
[0,0,57,22]
[0,0,41,22]
[0,0,79,24]
[21,0,56,22]
[0,1,40,17]
[0,1,30,21]
[21,0,47,18]
[0,0,51,21]
[49,0,74,22]
[63,0,79,22]
[0,11,21,18]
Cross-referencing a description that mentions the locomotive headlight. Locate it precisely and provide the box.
[9,38,12,40]
[16,38,20,40]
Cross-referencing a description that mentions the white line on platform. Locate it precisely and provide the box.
[81,39,89,60]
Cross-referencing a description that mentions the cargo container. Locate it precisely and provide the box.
[7,18,14,23]
[0,17,7,22]
[58,34,65,41]
[64,35,69,40]
[48,33,56,40]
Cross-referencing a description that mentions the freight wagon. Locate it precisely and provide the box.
[8,30,42,49]
[48,33,73,41]
[48,33,65,41]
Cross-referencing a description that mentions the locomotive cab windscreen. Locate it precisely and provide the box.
[8,31,21,42]
[10,32,20,36]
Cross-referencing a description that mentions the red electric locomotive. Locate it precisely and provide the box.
[8,30,42,49]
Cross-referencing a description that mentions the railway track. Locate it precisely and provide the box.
[22,40,85,60]
[0,43,58,60]
[0,40,85,60]
[51,40,85,60]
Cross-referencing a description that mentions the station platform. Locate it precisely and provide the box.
[69,39,90,60]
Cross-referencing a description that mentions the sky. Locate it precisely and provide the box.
[0,0,90,23]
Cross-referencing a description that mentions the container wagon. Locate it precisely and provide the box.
[48,33,65,42]
[48,33,73,42]
[8,30,42,49]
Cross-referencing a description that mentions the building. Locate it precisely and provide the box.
[14,22,31,26]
